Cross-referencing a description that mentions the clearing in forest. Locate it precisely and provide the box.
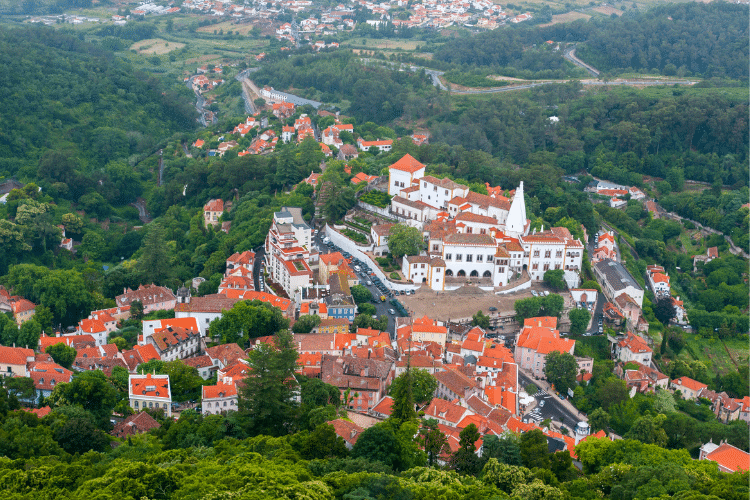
[130,38,185,55]
[539,11,592,27]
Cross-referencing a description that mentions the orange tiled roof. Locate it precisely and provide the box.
[202,380,237,399]
[705,443,750,472]
[389,154,425,173]
[130,373,170,399]
[672,376,707,393]
[0,345,33,365]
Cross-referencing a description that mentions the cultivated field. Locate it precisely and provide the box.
[592,5,624,16]
[130,38,185,54]
[539,11,592,26]
[196,20,263,35]
[344,38,426,51]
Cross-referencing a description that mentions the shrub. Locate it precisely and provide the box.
[390,272,400,280]
[341,228,368,244]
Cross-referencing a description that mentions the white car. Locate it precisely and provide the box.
[539,401,545,408]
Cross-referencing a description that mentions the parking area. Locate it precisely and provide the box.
[315,233,406,336]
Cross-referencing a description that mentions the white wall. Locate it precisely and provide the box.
[325,225,417,292]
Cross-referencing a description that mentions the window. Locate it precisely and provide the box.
[445,190,448,195]
[466,254,473,262]
[532,263,539,270]
[423,182,427,188]
[421,264,426,269]
[480,228,486,234]
[543,263,550,271]
[487,255,494,262]
[498,267,505,273]
[545,250,551,258]
[476,255,483,262]
[446,253,452,260]
[149,402,153,408]
[555,264,561,270]
[533,250,540,257]
[466,227,472,234]
[456,254,463,261]
[432,244,439,251]
[556,250,563,258]
[134,401,139,408]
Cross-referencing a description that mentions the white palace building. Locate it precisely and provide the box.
[387,155,584,291]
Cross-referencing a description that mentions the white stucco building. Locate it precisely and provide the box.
[265,207,314,296]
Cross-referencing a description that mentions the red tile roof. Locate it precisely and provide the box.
[134,344,160,363]
[202,380,237,400]
[371,396,394,416]
[424,398,468,424]
[204,199,224,212]
[705,443,750,472]
[112,411,161,437]
[389,154,425,173]
[27,406,52,418]
[0,345,33,365]
[28,362,73,391]
[130,373,170,400]
[206,343,247,366]
[672,376,708,393]
[329,418,364,446]
[79,318,107,334]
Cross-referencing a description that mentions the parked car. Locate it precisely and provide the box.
[531,290,538,297]
[489,306,498,311]
[366,280,372,286]
[388,309,396,315]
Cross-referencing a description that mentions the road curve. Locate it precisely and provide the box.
[564,46,600,77]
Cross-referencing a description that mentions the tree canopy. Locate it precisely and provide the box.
[209,299,290,346]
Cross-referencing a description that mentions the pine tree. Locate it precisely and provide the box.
[390,358,416,423]
[238,330,300,436]
[138,223,169,283]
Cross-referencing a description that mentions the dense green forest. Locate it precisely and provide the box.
[251,51,446,123]
[0,25,195,187]
[431,3,748,81]
[574,3,749,80]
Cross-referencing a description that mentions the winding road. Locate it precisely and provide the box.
[563,46,600,77]
[367,55,697,95]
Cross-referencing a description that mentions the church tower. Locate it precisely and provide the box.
[505,181,528,238]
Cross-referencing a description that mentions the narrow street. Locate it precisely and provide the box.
[518,368,588,434]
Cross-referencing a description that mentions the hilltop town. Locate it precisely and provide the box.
[0,1,747,496]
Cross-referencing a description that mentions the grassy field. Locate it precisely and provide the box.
[343,38,427,51]
[130,38,186,55]
[196,20,261,35]
[539,11,592,27]
[678,333,747,376]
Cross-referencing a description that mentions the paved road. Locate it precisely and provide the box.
[519,370,587,434]
[365,57,697,96]
[311,230,399,337]
[564,46,600,77]
[252,245,266,292]
[586,292,606,335]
